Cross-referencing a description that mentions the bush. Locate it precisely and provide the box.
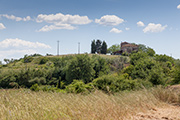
[30,84,40,91]
[23,55,34,63]
[66,54,95,84]
[39,57,49,64]
[66,80,93,94]
[29,77,46,86]
[92,74,141,93]
[92,55,110,78]
[41,85,58,92]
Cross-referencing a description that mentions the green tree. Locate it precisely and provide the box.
[155,54,174,64]
[101,41,107,54]
[107,44,120,54]
[138,44,147,52]
[96,40,102,54]
[66,54,95,84]
[147,47,155,56]
[172,67,180,84]
[91,40,96,54]
[92,55,110,78]
[130,51,148,65]
[4,58,10,64]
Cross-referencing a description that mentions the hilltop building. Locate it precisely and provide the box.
[113,42,139,55]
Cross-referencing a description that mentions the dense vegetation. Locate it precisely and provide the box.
[1,44,180,93]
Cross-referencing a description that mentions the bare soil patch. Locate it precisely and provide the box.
[133,105,180,120]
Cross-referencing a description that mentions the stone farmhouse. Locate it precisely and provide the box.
[113,42,139,55]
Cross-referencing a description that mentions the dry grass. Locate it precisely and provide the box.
[0,86,179,120]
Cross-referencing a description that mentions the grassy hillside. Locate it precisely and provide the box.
[1,54,128,70]
[1,51,180,93]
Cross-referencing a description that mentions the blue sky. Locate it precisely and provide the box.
[0,0,180,61]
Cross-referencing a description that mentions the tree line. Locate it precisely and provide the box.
[91,39,107,54]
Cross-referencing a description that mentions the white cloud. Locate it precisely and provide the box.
[177,4,180,9]
[0,49,37,59]
[36,13,92,25]
[36,13,92,32]
[137,21,145,27]
[95,15,124,26]
[125,28,130,31]
[0,14,31,21]
[143,23,167,33]
[110,28,122,33]
[0,38,51,61]
[0,23,6,29]
[0,38,51,49]
[38,24,75,32]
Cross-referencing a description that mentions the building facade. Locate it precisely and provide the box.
[113,42,139,55]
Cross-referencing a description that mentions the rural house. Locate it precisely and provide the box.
[113,42,139,55]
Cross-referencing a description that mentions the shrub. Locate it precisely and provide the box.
[41,85,58,92]
[23,55,34,63]
[30,84,40,91]
[66,54,95,84]
[92,74,141,93]
[66,80,93,94]
[29,77,46,86]
[39,57,49,64]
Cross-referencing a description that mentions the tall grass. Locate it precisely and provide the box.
[0,86,179,120]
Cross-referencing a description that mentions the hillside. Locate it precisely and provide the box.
[0,51,180,93]
[1,52,180,120]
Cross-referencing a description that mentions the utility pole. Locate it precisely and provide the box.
[57,40,59,56]
[78,42,80,54]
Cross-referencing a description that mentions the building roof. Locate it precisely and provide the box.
[122,44,138,48]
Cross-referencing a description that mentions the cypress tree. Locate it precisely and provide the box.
[91,40,96,53]
[101,41,107,54]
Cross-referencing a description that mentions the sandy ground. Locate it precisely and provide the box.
[133,105,180,120]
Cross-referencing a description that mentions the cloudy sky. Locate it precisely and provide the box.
[0,0,180,61]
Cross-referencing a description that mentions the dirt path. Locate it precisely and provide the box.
[133,105,180,120]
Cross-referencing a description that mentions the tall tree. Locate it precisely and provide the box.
[107,44,120,54]
[66,54,95,84]
[101,41,107,54]
[96,40,102,54]
[91,40,96,53]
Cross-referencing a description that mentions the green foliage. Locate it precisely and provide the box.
[31,53,42,57]
[96,40,102,53]
[148,68,165,85]
[138,44,147,52]
[138,44,155,56]
[91,40,96,54]
[30,84,40,91]
[107,44,120,54]
[130,51,148,65]
[92,55,110,78]
[23,55,34,63]
[41,85,58,92]
[93,74,141,93]
[101,41,107,54]
[29,77,46,86]
[66,80,93,93]
[155,54,174,64]
[108,56,129,72]
[172,67,180,84]
[66,54,95,84]
[39,57,49,64]
[147,47,155,56]
[91,40,107,54]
